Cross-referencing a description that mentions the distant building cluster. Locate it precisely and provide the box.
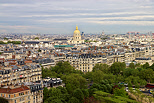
[0,26,154,102]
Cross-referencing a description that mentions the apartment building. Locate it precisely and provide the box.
[66,54,106,72]
[135,57,153,65]
[0,64,42,86]
[30,83,43,103]
[0,85,32,103]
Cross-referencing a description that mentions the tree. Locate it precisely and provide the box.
[129,63,135,69]
[7,41,21,44]
[4,37,8,40]
[91,70,104,83]
[68,97,80,103]
[34,37,39,39]
[90,83,101,90]
[103,74,116,83]
[113,87,128,98]
[73,89,84,102]
[123,68,133,77]
[52,61,76,75]
[63,74,87,93]
[56,86,68,94]
[0,41,5,44]
[135,63,141,68]
[48,88,62,98]
[110,62,126,75]
[81,89,89,99]
[131,69,139,77]
[88,88,98,97]
[38,49,41,52]
[0,97,8,103]
[142,62,149,69]
[139,69,154,82]
[43,87,49,102]
[93,63,109,73]
[150,63,154,71]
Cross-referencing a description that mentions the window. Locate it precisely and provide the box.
[14,100,16,103]
[14,94,16,97]
[8,95,10,98]
[4,94,5,97]
[1,94,2,97]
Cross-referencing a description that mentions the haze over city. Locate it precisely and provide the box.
[0,0,154,34]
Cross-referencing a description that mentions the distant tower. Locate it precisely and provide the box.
[102,31,105,35]
[82,32,84,37]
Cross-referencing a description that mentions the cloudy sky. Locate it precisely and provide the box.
[0,0,154,34]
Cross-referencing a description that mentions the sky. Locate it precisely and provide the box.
[0,0,154,34]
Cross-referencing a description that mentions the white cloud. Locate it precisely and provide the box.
[88,21,154,25]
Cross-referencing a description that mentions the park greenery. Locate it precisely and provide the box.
[84,40,98,42]
[34,37,39,40]
[0,41,21,44]
[42,61,154,103]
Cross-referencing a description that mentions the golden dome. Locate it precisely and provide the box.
[74,26,80,34]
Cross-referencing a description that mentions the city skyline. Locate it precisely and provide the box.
[0,0,154,34]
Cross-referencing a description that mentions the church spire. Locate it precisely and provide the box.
[76,26,78,30]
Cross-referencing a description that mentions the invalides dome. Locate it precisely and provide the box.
[74,26,80,34]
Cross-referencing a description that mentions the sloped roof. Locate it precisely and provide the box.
[0,86,30,94]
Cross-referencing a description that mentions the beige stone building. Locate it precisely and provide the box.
[0,64,42,87]
[0,85,32,103]
[66,54,106,72]
[68,26,84,44]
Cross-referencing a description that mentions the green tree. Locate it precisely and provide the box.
[110,62,126,75]
[131,69,139,77]
[93,63,109,73]
[4,37,8,40]
[52,61,76,75]
[0,41,5,44]
[150,63,154,71]
[91,70,104,83]
[34,37,39,39]
[63,74,87,93]
[129,63,135,69]
[73,89,84,102]
[142,62,150,69]
[88,88,98,97]
[81,89,89,99]
[113,87,128,98]
[43,87,49,102]
[140,69,154,82]
[123,68,133,77]
[0,97,8,103]
[56,86,68,94]
[106,84,112,93]
[68,97,80,103]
